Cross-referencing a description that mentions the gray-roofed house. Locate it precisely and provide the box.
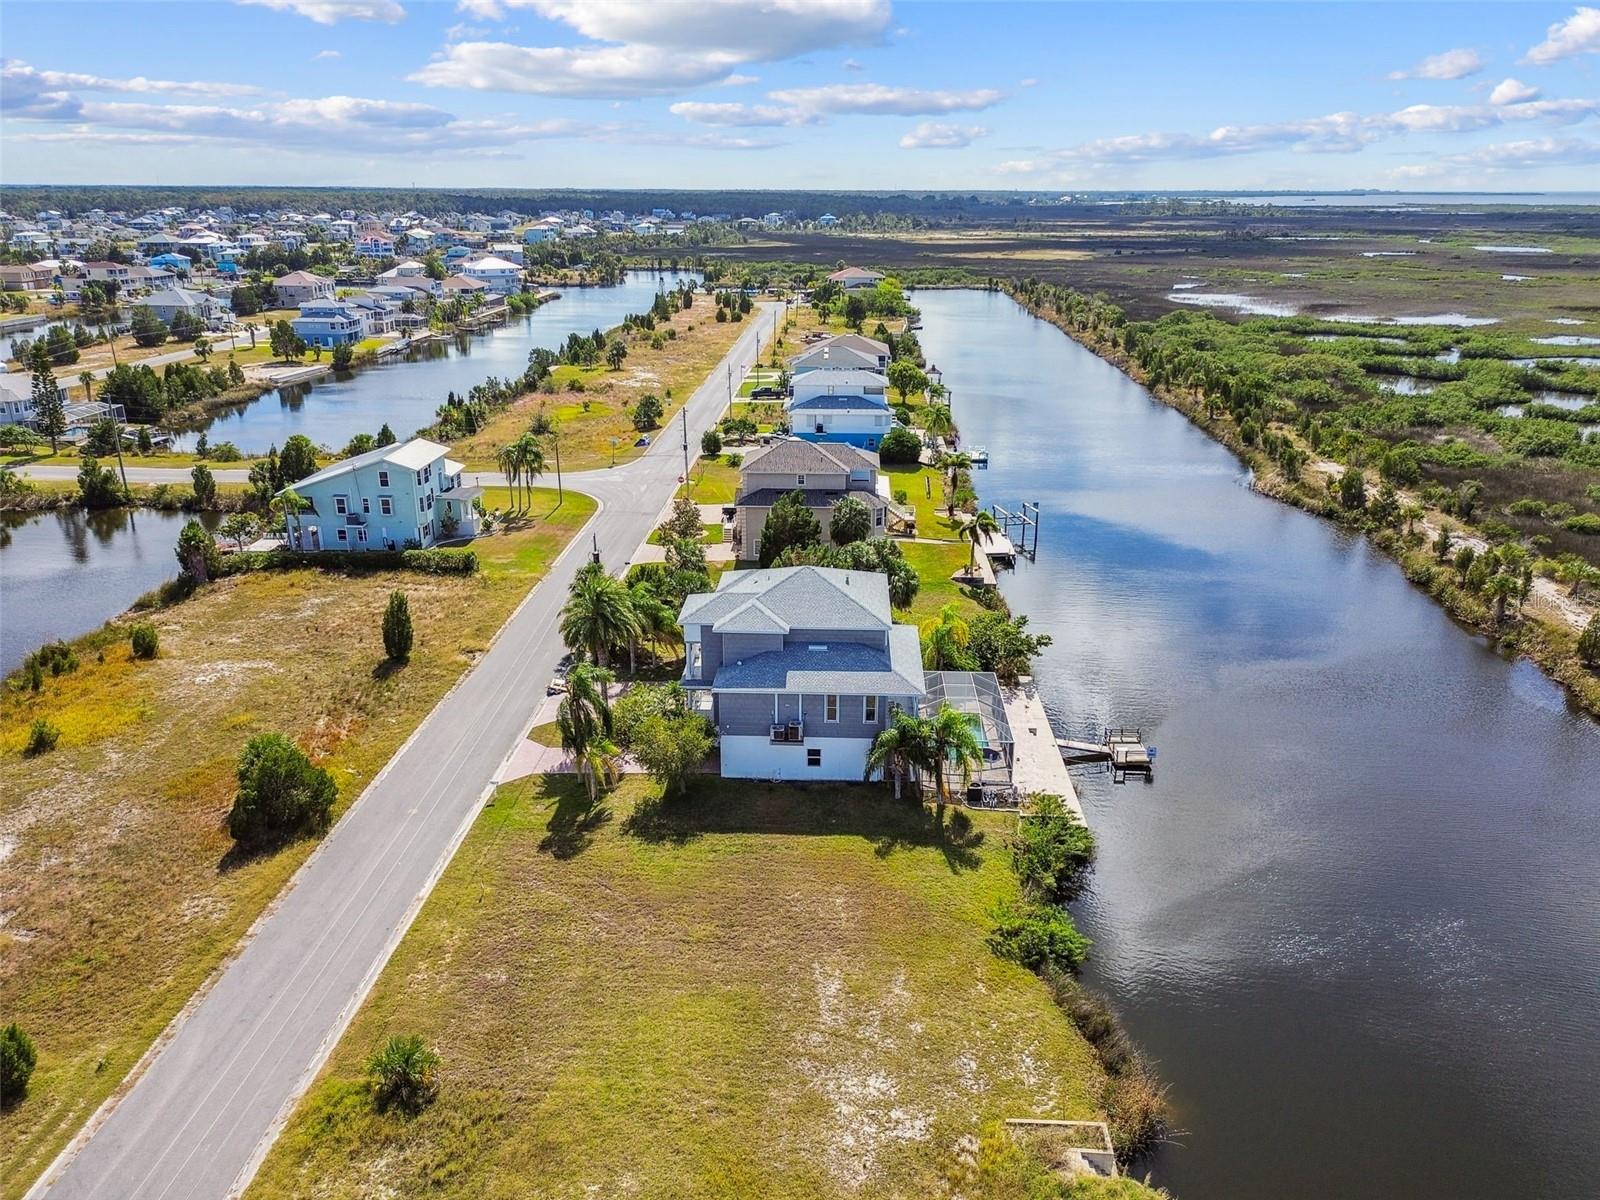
[273,269,334,307]
[730,437,910,557]
[679,565,925,781]
[788,333,890,376]
[133,287,228,328]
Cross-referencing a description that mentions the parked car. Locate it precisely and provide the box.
[749,386,779,400]
[634,434,651,447]
[546,653,575,695]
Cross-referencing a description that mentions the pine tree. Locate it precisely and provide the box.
[382,591,413,662]
[29,344,66,452]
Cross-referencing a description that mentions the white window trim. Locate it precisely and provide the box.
[824,694,839,723]
[378,470,389,487]
[806,747,822,768]
[863,696,878,723]
[334,496,347,514]
[380,497,393,515]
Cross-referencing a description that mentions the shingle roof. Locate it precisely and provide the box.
[740,438,878,475]
[679,565,890,633]
[712,631,924,697]
[789,344,882,372]
[734,487,886,510]
[274,270,327,286]
[788,394,892,412]
[282,437,449,493]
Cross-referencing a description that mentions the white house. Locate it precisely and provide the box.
[279,438,481,551]
[827,266,885,290]
[354,232,395,259]
[791,369,889,407]
[0,372,42,426]
[678,566,924,781]
[459,254,522,295]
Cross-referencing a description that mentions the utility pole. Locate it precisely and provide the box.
[680,406,689,489]
[551,431,563,504]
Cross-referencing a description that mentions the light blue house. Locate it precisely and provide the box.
[291,299,364,348]
[148,252,192,275]
[787,394,899,450]
[522,226,558,244]
[279,437,481,551]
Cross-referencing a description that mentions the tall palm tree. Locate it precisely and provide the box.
[920,602,972,671]
[960,508,1000,571]
[559,570,642,670]
[920,402,954,449]
[557,662,619,803]
[627,583,678,668]
[514,432,546,512]
[927,702,984,806]
[863,710,935,799]
[79,371,94,402]
[277,487,309,548]
[495,442,521,512]
[938,451,973,518]
[1484,572,1520,625]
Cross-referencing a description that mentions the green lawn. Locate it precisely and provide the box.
[885,463,965,542]
[685,455,742,505]
[247,777,1110,1200]
[898,540,987,624]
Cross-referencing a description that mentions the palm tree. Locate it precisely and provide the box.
[495,442,521,512]
[559,569,641,669]
[920,602,972,671]
[927,702,984,806]
[627,583,678,668]
[864,710,935,799]
[276,487,308,549]
[938,451,972,518]
[514,432,546,512]
[79,371,94,402]
[960,508,1000,571]
[558,662,619,803]
[920,402,954,449]
[1484,572,1520,624]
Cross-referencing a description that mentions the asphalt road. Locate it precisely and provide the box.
[30,305,779,1200]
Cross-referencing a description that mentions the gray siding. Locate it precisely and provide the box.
[743,469,848,493]
[720,632,784,661]
[801,693,886,740]
[713,690,894,740]
[786,629,885,649]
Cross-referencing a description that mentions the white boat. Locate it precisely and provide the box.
[967,445,989,465]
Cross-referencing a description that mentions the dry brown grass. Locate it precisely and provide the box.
[0,485,593,1199]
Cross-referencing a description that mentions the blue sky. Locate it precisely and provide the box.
[3,1,1598,190]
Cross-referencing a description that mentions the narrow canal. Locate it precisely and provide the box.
[169,270,698,454]
[0,272,697,673]
[913,288,1600,1200]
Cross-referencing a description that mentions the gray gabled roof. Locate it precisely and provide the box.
[788,394,892,412]
[678,565,890,633]
[734,487,886,511]
[280,437,449,494]
[740,437,879,476]
[712,629,924,697]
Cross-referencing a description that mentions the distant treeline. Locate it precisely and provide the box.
[1,185,1064,222]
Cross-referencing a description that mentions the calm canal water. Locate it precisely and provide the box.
[914,288,1600,1200]
[0,273,697,673]
[0,508,219,674]
[170,271,698,454]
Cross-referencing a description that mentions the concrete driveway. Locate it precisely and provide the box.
[30,306,779,1200]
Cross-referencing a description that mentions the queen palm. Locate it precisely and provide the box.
[559,569,641,670]
[920,602,972,671]
[495,442,522,512]
[927,702,984,806]
[863,710,936,799]
[513,432,546,512]
[960,508,1000,572]
[276,487,308,548]
[557,662,618,803]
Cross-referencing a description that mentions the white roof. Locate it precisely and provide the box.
[463,255,521,271]
[284,437,450,492]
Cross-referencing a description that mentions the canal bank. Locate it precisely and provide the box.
[914,288,1600,1200]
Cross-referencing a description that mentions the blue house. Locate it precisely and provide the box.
[291,299,364,348]
[148,252,193,275]
[787,394,899,451]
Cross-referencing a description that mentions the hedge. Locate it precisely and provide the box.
[217,548,479,577]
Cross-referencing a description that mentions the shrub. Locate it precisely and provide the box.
[700,428,722,456]
[77,455,123,509]
[1579,613,1600,667]
[1012,794,1096,903]
[30,640,78,677]
[0,1023,37,1107]
[217,548,478,578]
[130,623,159,659]
[174,519,221,583]
[1560,513,1600,535]
[722,452,743,468]
[382,590,413,662]
[25,718,61,757]
[987,901,1090,971]
[612,682,689,749]
[226,733,337,849]
[190,463,217,507]
[877,424,922,464]
[209,440,244,462]
[366,1034,439,1115]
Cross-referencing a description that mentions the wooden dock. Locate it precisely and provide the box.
[1058,728,1155,774]
[1001,680,1083,820]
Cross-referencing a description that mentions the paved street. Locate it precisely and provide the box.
[30,306,778,1200]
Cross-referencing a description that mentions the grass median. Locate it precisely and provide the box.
[0,485,594,1199]
[247,775,1111,1200]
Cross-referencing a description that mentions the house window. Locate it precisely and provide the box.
[378,470,389,487]
[796,474,806,486]
[357,528,368,543]
[334,496,348,515]
[416,470,423,484]
[824,694,839,723]
[419,496,428,513]
[336,528,348,542]
[874,508,884,528]
[807,748,822,768]
[380,497,393,516]
[864,696,878,723]
[362,498,370,514]
[688,643,701,677]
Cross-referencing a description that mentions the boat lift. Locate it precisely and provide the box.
[989,501,1041,561]
[1058,727,1156,783]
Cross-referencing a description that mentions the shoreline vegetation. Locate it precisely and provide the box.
[998,280,1600,717]
[0,486,596,1197]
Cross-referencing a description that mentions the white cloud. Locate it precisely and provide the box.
[843,57,864,71]
[238,0,405,24]
[454,0,503,17]
[417,0,889,97]
[1489,77,1539,105]
[668,101,819,127]
[1388,47,1484,81]
[1525,6,1600,65]
[1453,135,1600,166]
[996,95,1599,175]
[899,120,987,149]
[314,49,342,60]
[765,82,1004,115]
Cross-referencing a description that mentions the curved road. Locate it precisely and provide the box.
[29,305,779,1200]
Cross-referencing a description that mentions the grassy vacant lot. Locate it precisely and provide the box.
[451,302,755,473]
[247,776,1110,1200]
[0,485,594,1200]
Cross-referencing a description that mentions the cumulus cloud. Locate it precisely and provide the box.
[314,49,342,60]
[668,101,820,127]
[996,94,1598,176]
[1388,47,1485,81]
[899,121,987,149]
[765,82,1004,115]
[416,0,889,97]
[238,0,405,23]
[1489,77,1539,105]
[1524,6,1600,65]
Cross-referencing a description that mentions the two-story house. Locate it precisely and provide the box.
[789,334,890,377]
[278,438,481,551]
[730,438,899,557]
[679,565,925,781]
[459,254,523,295]
[291,298,365,348]
[790,368,890,407]
[786,389,899,451]
[273,269,334,308]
